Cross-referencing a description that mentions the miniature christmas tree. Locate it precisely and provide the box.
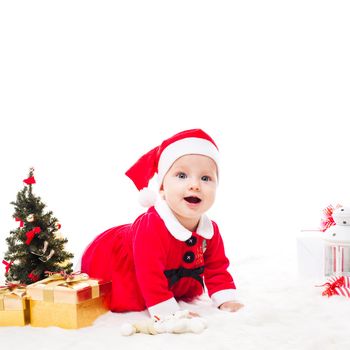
[2,168,74,284]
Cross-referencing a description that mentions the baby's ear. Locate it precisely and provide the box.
[159,186,165,199]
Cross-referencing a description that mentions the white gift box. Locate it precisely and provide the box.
[297,232,325,280]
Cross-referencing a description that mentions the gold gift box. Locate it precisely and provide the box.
[26,274,111,329]
[0,287,30,326]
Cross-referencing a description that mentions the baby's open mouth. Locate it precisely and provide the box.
[184,196,201,204]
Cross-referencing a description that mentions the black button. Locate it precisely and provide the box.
[185,236,197,247]
[183,251,195,263]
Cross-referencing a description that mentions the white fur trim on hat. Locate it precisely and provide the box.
[157,137,219,186]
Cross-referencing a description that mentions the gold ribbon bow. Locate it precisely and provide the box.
[27,271,100,303]
[0,284,27,311]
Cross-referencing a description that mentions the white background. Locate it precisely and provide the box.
[1,1,350,279]
[2,2,350,349]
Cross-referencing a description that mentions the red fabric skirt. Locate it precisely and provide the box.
[81,224,146,312]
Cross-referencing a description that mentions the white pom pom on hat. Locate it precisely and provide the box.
[138,187,158,207]
[125,129,220,208]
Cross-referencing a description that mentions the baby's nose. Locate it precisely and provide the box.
[189,179,200,191]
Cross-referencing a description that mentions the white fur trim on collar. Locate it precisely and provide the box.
[154,199,214,241]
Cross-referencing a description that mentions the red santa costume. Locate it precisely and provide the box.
[81,129,237,317]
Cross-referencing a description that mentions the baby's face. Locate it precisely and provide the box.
[160,154,218,231]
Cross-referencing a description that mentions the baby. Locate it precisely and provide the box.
[81,129,243,317]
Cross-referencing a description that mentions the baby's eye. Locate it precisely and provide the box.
[201,175,211,182]
[176,172,187,179]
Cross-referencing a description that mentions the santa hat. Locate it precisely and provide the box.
[125,129,219,207]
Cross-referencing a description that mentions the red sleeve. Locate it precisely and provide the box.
[132,213,174,308]
[203,221,236,297]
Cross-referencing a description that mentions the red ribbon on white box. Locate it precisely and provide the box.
[320,204,343,232]
[319,275,350,298]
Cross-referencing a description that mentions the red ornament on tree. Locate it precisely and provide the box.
[25,227,41,245]
[15,217,24,227]
[28,272,39,282]
[2,260,13,274]
[23,176,36,185]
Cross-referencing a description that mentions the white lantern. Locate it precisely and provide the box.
[324,207,350,276]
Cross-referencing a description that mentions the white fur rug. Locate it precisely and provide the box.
[2,247,350,350]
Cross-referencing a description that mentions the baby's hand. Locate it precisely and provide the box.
[219,301,244,312]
